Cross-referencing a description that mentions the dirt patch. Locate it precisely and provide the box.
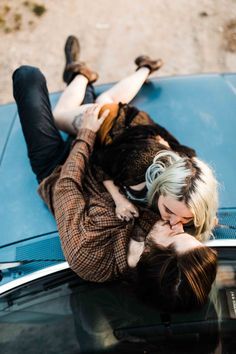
[0,1,46,34]
[0,0,236,104]
[223,19,236,52]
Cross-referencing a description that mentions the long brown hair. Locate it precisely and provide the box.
[134,241,217,311]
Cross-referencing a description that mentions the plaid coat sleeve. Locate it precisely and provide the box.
[53,128,129,282]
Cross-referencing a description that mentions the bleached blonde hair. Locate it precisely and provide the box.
[145,150,218,241]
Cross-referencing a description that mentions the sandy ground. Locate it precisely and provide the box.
[1,0,236,104]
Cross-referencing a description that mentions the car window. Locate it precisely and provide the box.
[1,261,236,354]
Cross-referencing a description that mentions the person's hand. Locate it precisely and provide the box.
[147,220,184,245]
[115,194,139,222]
[151,220,184,236]
[80,104,110,133]
[170,222,184,234]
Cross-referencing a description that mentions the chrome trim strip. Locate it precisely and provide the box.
[1,239,235,295]
[0,262,69,296]
[205,239,236,247]
[0,262,22,270]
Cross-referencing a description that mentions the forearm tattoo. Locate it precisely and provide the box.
[72,113,83,134]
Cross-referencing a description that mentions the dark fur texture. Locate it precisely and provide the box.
[92,104,196,186]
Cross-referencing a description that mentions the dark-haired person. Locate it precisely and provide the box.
[12,36,218,312]
[128,221,217,311]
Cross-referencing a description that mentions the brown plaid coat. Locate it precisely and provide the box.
[38,128,157,282]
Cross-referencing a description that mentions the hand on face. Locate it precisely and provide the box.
[171,222,185,234]
[152,219,184,234]
[80,104,110,132]
[147,219,184,247]
[147,219,202,253]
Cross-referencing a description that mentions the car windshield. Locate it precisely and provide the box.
[0,249,236,354]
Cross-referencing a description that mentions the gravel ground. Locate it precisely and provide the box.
[1,0,236,104]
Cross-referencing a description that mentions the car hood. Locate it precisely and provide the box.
[0,74,236,251]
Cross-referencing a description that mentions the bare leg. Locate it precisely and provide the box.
[96,67,150,105]
[53,67,150,135]
[54,75,88,112]
[53,75,94,135]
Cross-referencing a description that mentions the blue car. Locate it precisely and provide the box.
[0,74,236,353]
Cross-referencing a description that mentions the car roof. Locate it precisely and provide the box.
[0,73,235,255]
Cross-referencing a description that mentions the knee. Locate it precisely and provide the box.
[95,92,114,104]
[12,65,45,88]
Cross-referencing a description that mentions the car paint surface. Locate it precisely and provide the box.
[0,73,236,285]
